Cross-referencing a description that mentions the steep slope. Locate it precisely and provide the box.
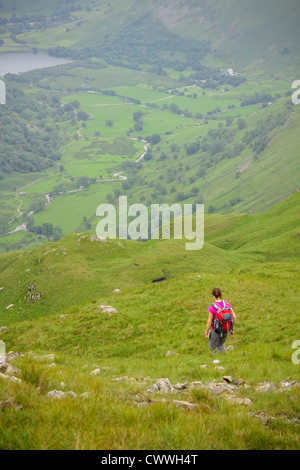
[0,193,299,325]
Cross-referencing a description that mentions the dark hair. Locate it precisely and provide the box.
[212,287,222,299]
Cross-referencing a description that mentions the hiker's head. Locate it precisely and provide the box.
[212,287,222,299]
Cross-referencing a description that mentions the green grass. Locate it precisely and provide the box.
[0,240,299,448]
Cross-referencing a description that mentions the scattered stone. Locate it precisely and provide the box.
[226,397,253,406]
[210,384,230,395]
[46,390,76,399]
[226,345,234,351]
[111,376,137,383]
[279,380,300,390]
[250,412,270,425]
[80,392,89,398]
[172,400,198,411]
[59,315,66,320]
[27,284,41,301]
[189,381,204,390]
[200,364,207,369]
[91,368,100,376]
[60,382,66,389]
[47,363,56,368]
[4,364,21,377]
[117,242,124,247]
[214,366,225,371]
[97,305,118,314]
[255,382,276,392]
[165,350,179,357]
[6,304,14,310]
[113,289,121,294]
[0,398,23,411]
[223,376,234,383]
[0,372,22,383]
[5,351,21,363]
[90,235,107,243]
[173,382,189,391]
[233,378,245,386]
[147,378,175,394]
[0,326,7,333]
[212,359,221,364]
[0,363,8,373]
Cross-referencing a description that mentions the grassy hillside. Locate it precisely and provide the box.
[0,194,299,450]
[0,192,299,326]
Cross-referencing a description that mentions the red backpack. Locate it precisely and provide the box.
[212,300,233,337]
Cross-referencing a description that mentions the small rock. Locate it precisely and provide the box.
[5,364,21,377]
[223,376,234,383]
[5,351,20,363]
[147,378,175,394]
[118,242,124,247]
[0,372,22,383]
[226,397,253,406]
[113,289,121,294]
[251,412,269,425]
[80,392,89,398]
[226,345,234,351]
[97,305,118,314]
[46,390,76,399]
[47,363,56,368]
[165,350,179,357]
[0,327,8,333]
[200,364,207,369]
[40,354,56,362]
[215,366,225,371]
[172,400,197,410]
[210,385,230,395]
[59,315,66,320]
[6,305,14,310]
[255,382,276,392]
[91,368,100,376]
[173,382,189,390]
[90,235,107,243]
[212,359,221,364]
[0,363,8,373]
[189,381,204,390]
[111,376,130,382]
[233,378,245,386]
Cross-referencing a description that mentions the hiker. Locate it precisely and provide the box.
[204,287,236,353]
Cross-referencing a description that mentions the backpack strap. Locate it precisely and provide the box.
[211,303,218,311]
[222,300,226,308]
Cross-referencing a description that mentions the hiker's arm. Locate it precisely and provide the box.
[205,312,213,338]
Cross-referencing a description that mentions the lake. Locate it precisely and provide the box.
[0,52,72,76]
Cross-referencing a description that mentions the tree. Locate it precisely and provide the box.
[106,120,114,127]
[42,223,53,237]
[150,134,161,145]
[237,118,246,130]
[53,225,63,241]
